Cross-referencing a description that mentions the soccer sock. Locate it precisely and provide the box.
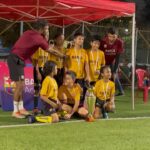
[18,100,24,110]
[34,95,38,109]
[13,101,19,113]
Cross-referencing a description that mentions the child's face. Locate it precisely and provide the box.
[56,35,65,46]
[74,36,84,47]
[91,41,100,50]
[64,74,74,86]
[102,68,112,79]
[42,25,49,37]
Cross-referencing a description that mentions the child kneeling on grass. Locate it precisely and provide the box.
[58,71,88,120]
[94,66,115,119]
[40,61,62,123]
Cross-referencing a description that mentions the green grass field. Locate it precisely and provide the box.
[0,89,150,150]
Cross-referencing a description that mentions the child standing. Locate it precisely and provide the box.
[94,66,115,119]
[40,61,61,123]
[87,35,105,86]
[65,32,90,104]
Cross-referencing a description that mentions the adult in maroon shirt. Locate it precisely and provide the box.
[7,19,64,118]
[100,27,124,96]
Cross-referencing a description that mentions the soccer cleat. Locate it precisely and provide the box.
[12,112,25,119]
[19,109,30,116]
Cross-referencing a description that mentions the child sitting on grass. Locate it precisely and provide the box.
[40,61,61,123]
[94,66,115,119]
[58,71,88,119]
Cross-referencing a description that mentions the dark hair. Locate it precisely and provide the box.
[34,19,49,30]
[43,61,57,77]
[91,35,101,42]
[54,32,64,40]
[65,70,76,81]
[108,27,118,35]
[99,66,111,79]
[73,32,84,39]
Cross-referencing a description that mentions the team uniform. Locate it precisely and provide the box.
[58,83,82,107]
[48,47,66,86]
[7,30,49,81]
[87,49,105,84]
[94,79,115,116]
[100,37,124,66]
[32,48,49,90]
[40,76,58,116]
[65,48,88,103]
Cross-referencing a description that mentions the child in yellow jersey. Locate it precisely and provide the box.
[48,33,66,86]
[65,32,90,104]
[87,35,105,86]
[40,61,61,123]
[94,66,115,119]
[32,32,49,114]
[58,71,88,119]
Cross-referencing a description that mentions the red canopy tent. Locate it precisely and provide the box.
[0,0,136,110]
[0,0,135,26]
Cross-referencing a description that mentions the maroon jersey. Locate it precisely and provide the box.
[100,37,124,65]
[11,30,49,61]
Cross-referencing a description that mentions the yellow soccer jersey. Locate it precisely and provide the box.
[58,84,82,104]
[94,79,115,101]
[32,48,49,68]
[40,76,58,101]
[48,47,66,69]
[87,49,105,82]
[65,48,88,79]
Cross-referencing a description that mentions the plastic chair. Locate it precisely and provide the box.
[136,69,150,103]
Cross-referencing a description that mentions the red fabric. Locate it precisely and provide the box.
[136,69,150,103]
[100,37,124,65]
[11,30,49,60]
[0,0,135,26]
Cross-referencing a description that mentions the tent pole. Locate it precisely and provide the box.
[20,21,24,36]
[62,26,65,35]
[82,22,85,34]
[131,13,136,110]
[135,28,138,63]
[62,19,65,35]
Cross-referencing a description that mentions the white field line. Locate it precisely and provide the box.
[0,116,150,129]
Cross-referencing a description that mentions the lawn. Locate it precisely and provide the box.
[0,89,150,150]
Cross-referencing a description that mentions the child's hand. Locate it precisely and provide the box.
[64,114,72,119]
[57,100,62,111]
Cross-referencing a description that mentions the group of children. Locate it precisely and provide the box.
[32,32,115,123]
